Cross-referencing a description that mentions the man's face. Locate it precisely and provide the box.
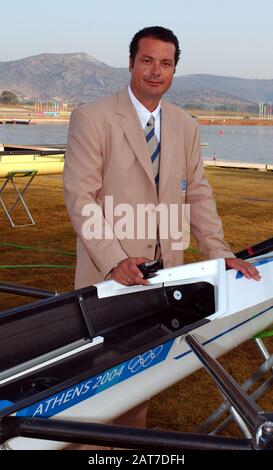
[129,36,176,108]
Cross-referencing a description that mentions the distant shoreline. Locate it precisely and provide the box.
[0,117,69,125]
[0,106,70,125]
[1,106,273,126]
[197,117,273,126]
[1,117,273,126]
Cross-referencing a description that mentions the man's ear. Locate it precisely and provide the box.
[129,58,133,73]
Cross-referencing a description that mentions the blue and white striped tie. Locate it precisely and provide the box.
[144,115,160,188]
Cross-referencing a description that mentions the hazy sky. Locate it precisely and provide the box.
[1,0,273,79]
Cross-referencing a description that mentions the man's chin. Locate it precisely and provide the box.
[145,85,165,96]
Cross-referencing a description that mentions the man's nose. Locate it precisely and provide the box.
[151,62,161,76]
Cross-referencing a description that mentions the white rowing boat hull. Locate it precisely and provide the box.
[2,255,273,450]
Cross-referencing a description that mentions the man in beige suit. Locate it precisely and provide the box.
[64,26,260,438]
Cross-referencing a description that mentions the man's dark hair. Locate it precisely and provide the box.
[129,26,181,67]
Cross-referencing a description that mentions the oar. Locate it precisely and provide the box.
[235,236,273,260]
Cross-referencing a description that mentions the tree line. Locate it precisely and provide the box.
[0,90,19,105]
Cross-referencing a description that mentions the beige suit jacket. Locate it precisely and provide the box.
[64,88,233,289]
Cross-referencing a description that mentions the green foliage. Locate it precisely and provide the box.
[0,90,20,105]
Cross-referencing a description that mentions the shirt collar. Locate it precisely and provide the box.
[128,85,161,128]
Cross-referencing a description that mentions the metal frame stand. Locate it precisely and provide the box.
[0,170,37,227]
[195,337,273,437]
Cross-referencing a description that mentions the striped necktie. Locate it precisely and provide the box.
[144,115,160,187]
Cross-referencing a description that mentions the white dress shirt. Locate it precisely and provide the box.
[128,85,161,141]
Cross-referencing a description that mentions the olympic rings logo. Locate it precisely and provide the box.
[128,345,163,373]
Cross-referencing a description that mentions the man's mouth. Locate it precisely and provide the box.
[145,80,162,86]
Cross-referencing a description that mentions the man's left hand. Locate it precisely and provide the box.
[225,258,261,281]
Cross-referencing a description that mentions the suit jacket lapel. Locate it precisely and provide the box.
[116,88,156,188]
[158,100,177,200]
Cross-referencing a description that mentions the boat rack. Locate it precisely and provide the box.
[0,149,65,227]
[196,336,273,438]
[0,169,38,227]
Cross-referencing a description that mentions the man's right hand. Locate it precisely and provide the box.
[108,257,151,286]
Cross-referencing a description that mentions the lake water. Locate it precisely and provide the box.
[1,123,273,164]
[0,123,69,147]
[200,125,273,164]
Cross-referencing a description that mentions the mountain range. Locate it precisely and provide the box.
[1,52,272,111]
